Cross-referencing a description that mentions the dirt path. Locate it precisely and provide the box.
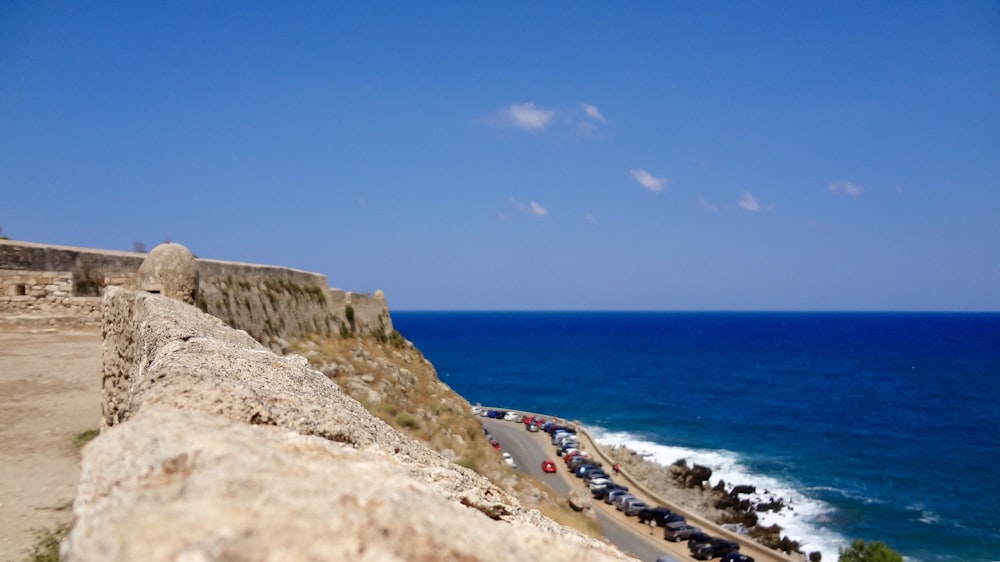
[0,326,102,562]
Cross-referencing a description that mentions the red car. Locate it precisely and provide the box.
[541,460,557,473]
[489,439,501,450]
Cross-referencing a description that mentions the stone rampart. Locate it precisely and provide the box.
[0,241,392,346]
[64,287,634,562]
[196,258,340,349]
[0,240,144,325]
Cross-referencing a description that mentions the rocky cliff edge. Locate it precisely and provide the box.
[62,287,633,561]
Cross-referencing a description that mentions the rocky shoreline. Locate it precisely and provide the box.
[599,444,820,561]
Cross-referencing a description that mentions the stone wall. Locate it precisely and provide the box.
[66,287,635,562]
[0,239,145,273]
[196,258,340,349]
[0,240,144,325]
[0,241,393,345]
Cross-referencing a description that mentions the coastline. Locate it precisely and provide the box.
[480,407,813,562]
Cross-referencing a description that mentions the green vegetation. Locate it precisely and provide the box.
[344,304,355,326]
[388,329,406,348]
[395,412,420,429]
[197,295,208,313]
[839,540,903,562]
[23,523,69,562]
[72,429,99,450]
[73,264,106,297]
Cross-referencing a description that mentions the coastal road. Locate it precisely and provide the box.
[481,416,793,562]
[482,418,681,562]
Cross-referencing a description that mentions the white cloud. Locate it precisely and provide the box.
[582,102,606,122]
[506,102,554,131]
[509,197,549,217]
[698,197,719,212]
[738,191,761,212]
[828,181,864,196]
[629,169,668,192]
[528,201,549,216]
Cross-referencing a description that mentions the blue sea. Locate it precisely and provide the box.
[392,312,1000,562]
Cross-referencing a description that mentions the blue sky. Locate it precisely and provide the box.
[2,2,998,311]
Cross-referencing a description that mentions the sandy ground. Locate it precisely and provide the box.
[0,326,102,562]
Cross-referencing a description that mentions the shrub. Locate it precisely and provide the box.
[396,413,420,429]
[24,523,69,562]
[389,330,406,348]
[72,429,99,450]
[839,540,903,562]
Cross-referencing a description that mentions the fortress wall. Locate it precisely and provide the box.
[329,288,394,339]
[0,241,142,324]
[0,239,145,273]
[195,258,339,349]
[0,241,393,344]
[67,287,633,562]
[0,270,102,324]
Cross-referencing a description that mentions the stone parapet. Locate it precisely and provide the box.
[64,287,635,562]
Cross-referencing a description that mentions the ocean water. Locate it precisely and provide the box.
[392,312,1000,562]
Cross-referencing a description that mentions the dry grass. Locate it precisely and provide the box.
[289,333,603,539]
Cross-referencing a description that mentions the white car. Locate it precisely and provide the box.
[502,452,518,469]
[588,478,613,491]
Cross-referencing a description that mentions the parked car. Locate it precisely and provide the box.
[604,488,632,505]
[638,507,684,526]
[502,452,517,468]
[583,472,610,485]
[588,479,615,493]
[691,537,740,560]
[541,460,557,473]
[555,436,578,448]
[686,531,712,549]
[561,448,581,458]
[612,493,637,510]
[554,439,579,452]
[592,482,627,499]
[489,438,501,450]
[623,500,651,516]
[527,422,539,432]
[586,475,612,488]
[567,455,593,470]
[576,464,605,478]
[545,424,573,435]
[662,521,701,542]
[551,430,575,443]
[504,411,522,422]
[721,553,754,562]
[557,443,580,456]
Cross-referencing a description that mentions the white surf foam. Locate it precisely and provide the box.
[587,426,849,562]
